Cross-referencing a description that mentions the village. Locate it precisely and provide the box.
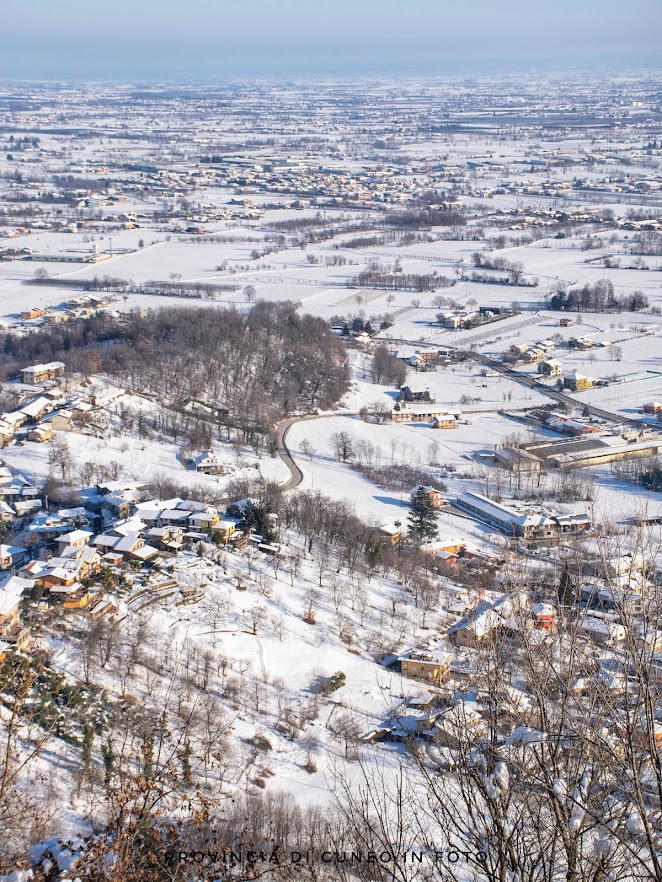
[0,64,662,879]
[0,339,660,772]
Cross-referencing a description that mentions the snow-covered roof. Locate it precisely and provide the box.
[20,396,51,418]
[110,517,147,536]
[0,544,26,558]
[57,529,93,544]
[505,726,548,746]
[130,544,159,560]
[49,582,83,595]
[455,491,556,529]
[579,616,626,638]
[0,583,23,616]
[113,534,143,553]
[532,602,555,617]
[22,361,65,373]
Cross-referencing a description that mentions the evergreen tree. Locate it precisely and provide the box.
[229,500,276,543]
[408,486,438,542]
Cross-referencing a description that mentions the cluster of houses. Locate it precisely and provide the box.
[0,361,67,446]
[0,465,41,519]
[373,552,659,748]
[437,310,481,330]
[507,337,614,392]
[7,295,113,337]
[0,575,34,655]
[391,346,451,369]
[507,339,600,387]
[508,339,557,364]
[204,154,431,208]
[0,471,282,660]
[372,596,557,745]
[445,593,557,648]
[0,361,111,448]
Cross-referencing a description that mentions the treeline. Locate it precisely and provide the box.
[338,232,436,250]
[612,455,662,491]
[270,215,340,233]
[0,302,349,426]
[139,280,240,297]
[383,208,466,228]
[26,275,240,298]
[628,231,662,256]
[549,280,649,312]
[351,271,454,292]
[372,344,407,385]
[463,270,538,287]
[172,233,270,245]
[339,235,384,249]
[471,252,530,283]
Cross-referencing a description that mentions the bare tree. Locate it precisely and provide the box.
[48,434,73,482]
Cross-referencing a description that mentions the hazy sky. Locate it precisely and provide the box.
[2,0,660,79]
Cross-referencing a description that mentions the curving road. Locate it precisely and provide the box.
[274,411,356,491]
[275,416,306,490]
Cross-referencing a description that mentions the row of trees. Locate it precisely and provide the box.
[549,280,649,313]
[383,208,467,228]
[351,270,454,292]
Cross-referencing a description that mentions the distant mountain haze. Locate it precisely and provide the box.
[2,0,659,78]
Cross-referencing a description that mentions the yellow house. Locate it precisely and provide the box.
[212,519,236,542]
[399,649,451,685]
[188,511,220,531]
[374,523,401,545]
[64,591,92,610]
[564,373,595,392]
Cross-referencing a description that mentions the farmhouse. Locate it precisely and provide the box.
[56,529,94,556]
[392,403,458,425]
[211,519,237,543]
[431,414,458,429]
[28,425,53,443]
[578,616,626,647]
[373,523,401,545]
[187,451,225,474]
[432,703,485,748]
[20,308,46,321]
[401,387,434,403]
[447,606,505,647]
[509,343,529,357]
